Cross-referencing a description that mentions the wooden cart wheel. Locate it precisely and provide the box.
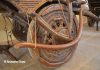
[27,2,78,67]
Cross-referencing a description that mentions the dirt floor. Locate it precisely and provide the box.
[0,15,100,70]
